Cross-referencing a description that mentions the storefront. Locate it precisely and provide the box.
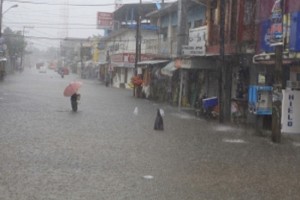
[137,60,170,100]
[161,57,217,108]
[252,50,300,134]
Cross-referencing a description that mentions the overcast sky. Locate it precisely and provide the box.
[2,0,175,50]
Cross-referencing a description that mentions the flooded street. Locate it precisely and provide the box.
[0,69,300,200]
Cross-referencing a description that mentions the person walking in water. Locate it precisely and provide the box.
[154,109,164,131]
[70,93,80,112]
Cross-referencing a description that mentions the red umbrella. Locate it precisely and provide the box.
[64,81,82,97]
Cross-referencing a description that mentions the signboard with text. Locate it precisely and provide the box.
[281,90,300,134]
[269,0,283,46]
[182,45,205,56]
[110,53,155,68]
[182,26,207,56]
[97,12,113,29]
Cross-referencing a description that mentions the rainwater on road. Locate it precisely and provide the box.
[0,69,300,200]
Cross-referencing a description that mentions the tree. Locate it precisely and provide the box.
[3,27,26,59]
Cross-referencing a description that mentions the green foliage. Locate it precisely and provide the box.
[3,27,27,57]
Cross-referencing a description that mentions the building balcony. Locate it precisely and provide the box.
[143,38,177,58]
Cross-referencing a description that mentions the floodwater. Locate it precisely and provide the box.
[0,69,300,200]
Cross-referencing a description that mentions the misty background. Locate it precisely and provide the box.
[2,0,175,50]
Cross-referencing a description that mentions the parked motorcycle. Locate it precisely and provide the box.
[202,97,219,120]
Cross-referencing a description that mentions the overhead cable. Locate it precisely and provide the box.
[5,0,114,6]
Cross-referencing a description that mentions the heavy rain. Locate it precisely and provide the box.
[1,0,300,199]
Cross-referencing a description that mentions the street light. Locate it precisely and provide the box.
[0,2,19,37]
[2,4,18,15]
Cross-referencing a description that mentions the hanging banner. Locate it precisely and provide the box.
[281,89,300,134]
[269,0,283,46]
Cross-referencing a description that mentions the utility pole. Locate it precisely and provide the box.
[0,0,3,37]
[20,26,34,70]
[271,0,285,143]
[80,41,84,78]
[177,0,187,111]
[219,0,225,123]
[134,0,141,97]
[0,3,18,37]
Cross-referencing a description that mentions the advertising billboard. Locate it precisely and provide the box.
[269,0,283,46]
[281,90,300,134]
[97,12,113,30]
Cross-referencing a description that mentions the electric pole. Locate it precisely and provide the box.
[134,0,141,96]
[20,26,34,70]
[177,0,187,111]
[271,0,285,143]
[219,0,225,123]
[0,0,3,37]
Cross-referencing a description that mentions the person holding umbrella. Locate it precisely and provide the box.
[64,81,82,112]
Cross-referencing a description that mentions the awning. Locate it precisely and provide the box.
[161,57,216,76]
[161,61,176,77]
[97,61,108,65]
[137,60,169,67]
[253,52,300,65]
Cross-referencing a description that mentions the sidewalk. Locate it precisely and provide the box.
[162,102,300,146]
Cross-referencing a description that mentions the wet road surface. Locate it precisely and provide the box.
[1,69,300,200]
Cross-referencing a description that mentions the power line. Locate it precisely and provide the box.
[7,25,100,30]
[3,13,98,22]
[30,28,58,38]
[4,33,161,43]
[30,40,59,49]
[6,22,97,26]
[5,0,115,6]
[4,34,68,41]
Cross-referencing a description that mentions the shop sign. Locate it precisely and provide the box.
[97,12,113,30]
[281,90,300,134]
[182,26,207,56]
[269,0,283,46]
[111,53,155,68]
[182,45,205,56]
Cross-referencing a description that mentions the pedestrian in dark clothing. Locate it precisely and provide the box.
[70,93,80,112]
[154,109,164,131]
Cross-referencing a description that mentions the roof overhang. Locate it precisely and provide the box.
[146,2,177,18]
[252,52,300,65]
[161,57,216,77]
[0,58,7,62]
[114,3,157,21]
[146,1,208,18]
[137,60,169,65]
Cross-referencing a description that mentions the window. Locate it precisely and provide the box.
[194,20,203,28]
